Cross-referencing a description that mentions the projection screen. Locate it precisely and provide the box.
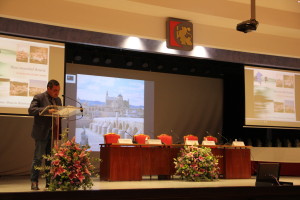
[245,65,300,128]
[0,34,65,115]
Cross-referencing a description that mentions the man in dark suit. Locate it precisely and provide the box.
[28,79,62,190]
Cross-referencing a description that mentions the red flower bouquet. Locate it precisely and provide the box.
[44,137,97,191]
[174,146,220,181]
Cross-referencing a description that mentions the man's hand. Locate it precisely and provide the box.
[48,108,58,114]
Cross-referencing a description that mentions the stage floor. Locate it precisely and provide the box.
[0,175,299,193]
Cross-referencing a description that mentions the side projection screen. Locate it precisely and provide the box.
[0,34,65,115]
[245,65,300,128]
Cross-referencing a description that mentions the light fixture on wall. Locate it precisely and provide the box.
[104,57,112,65]
[236,0,259,33]
[125,58,134,67]
[142,62,149,68]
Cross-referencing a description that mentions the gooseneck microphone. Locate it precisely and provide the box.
[125,131,137,144]
[217,132,230,145]
[62,95,83,119]
[62,95,83,112]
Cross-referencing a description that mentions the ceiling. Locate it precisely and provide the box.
[65,0,300,39]
[0,0,300,58]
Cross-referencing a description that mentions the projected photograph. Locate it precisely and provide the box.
[16,44,29,63]
[284,100,295,113]
[9,80,28,96]
[283,75,294,88]
[274,102,284,113]
[29,79,47,96]
[74,74,145,151]
[29,46,48,65]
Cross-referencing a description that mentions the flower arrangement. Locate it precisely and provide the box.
[41,129,99,191]
[174,145,220,181]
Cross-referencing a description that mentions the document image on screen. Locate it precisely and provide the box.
[245,66,300,128]
[73,74,145,151]
[0,34,65,115]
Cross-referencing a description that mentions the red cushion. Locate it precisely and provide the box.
[204,136,218,143]
[157,134,173,145]
[104,133,120,144]
[184,135,198,141]
[134,134,149,144]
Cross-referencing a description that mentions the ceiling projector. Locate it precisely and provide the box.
[236,19,259,33]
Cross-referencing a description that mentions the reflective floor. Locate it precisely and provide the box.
[0,175,299,193]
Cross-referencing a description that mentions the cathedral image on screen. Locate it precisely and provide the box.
[74,74,145,151]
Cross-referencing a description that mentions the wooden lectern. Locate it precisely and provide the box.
[40,105,82,147]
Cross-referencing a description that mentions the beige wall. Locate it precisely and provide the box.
[252,147,300,163]
[0,0,300,58]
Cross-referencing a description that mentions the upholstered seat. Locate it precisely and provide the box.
[203,136,218,143]
[183,134,199,145]
[104,133,120,144]
[202,136,218,148]
[157,134,173,145]
[184,134,198,142]
[134,134,150,145]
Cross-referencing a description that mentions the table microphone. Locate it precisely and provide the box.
[205,130,210,136]
[217,132,230,145]
[125,131,137,144]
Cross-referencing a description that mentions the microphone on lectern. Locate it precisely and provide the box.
[62,95,83,113]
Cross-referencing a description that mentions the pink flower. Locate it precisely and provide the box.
[55,151,65,157]
[52,159,60,166]
[84,168,91,175]
[79,151,86,158]
[65,156,72,162]
[73,152,78,158]
[69,173,76,180]
[76,172,85,182]
[74,146,81,151]
[53,166,66,178]
[65,140,72,146]
[74,160,82,169]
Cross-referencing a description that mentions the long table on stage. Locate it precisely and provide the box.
[99,144,251,181]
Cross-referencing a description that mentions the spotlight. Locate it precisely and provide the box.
[172,67,179,72]
[156,65,164,70]
[126,60,133,67]
[104,58,112,65]
[142,62,149,68]
[74,55,82,61]
[92,57,100,63]
[189,67,196,73]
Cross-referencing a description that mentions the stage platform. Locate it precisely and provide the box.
[1,175,300,200]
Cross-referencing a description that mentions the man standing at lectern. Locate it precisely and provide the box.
[28,79,62,190]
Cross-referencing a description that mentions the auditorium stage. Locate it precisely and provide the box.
[1,175,300,200]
